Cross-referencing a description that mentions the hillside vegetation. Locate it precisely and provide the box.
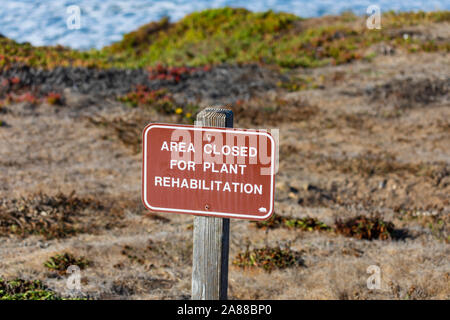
[0,8,448,300]
[0,8,449,69]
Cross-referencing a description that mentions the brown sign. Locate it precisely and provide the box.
[142,123,275,220]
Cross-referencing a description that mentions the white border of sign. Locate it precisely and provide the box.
[142,124,275,220]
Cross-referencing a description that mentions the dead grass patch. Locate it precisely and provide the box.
[319,152,446,179]
[233,246,304,272]
[119,239,192,269]
[337,112,373,130]
[367,77,449,108]
[87,113,147,154]
[148,238,193,266]
[0,192,124,239]
[234,96,318,126]
[279,144,301,158]
[340,247,364,257]
[143,211,171,223]
[297,183,337,207]
[87,107,186,154]
[121,245,148,265]
[400,211,449,242]
[335,215,395,240]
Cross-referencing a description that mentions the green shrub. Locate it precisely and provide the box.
[44,253,90,274]
[0,278,61,300]
[233,246,301,272]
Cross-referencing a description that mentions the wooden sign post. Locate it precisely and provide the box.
[192,108,233,300]
[141,107,276,300]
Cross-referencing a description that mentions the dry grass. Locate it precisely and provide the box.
[234,95,318,126]
[367,77,449,108]
[0,42,448,300]
[317,152,447,179]
[0,192,105,239]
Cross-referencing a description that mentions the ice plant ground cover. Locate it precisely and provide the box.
[1,0,448,49]
[0,9,448,69]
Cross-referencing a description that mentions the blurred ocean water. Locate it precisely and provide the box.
[0,0,448,49]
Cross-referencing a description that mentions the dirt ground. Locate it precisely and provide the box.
[0,46,448,299]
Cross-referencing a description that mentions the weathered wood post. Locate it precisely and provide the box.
[192,108,233,300]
